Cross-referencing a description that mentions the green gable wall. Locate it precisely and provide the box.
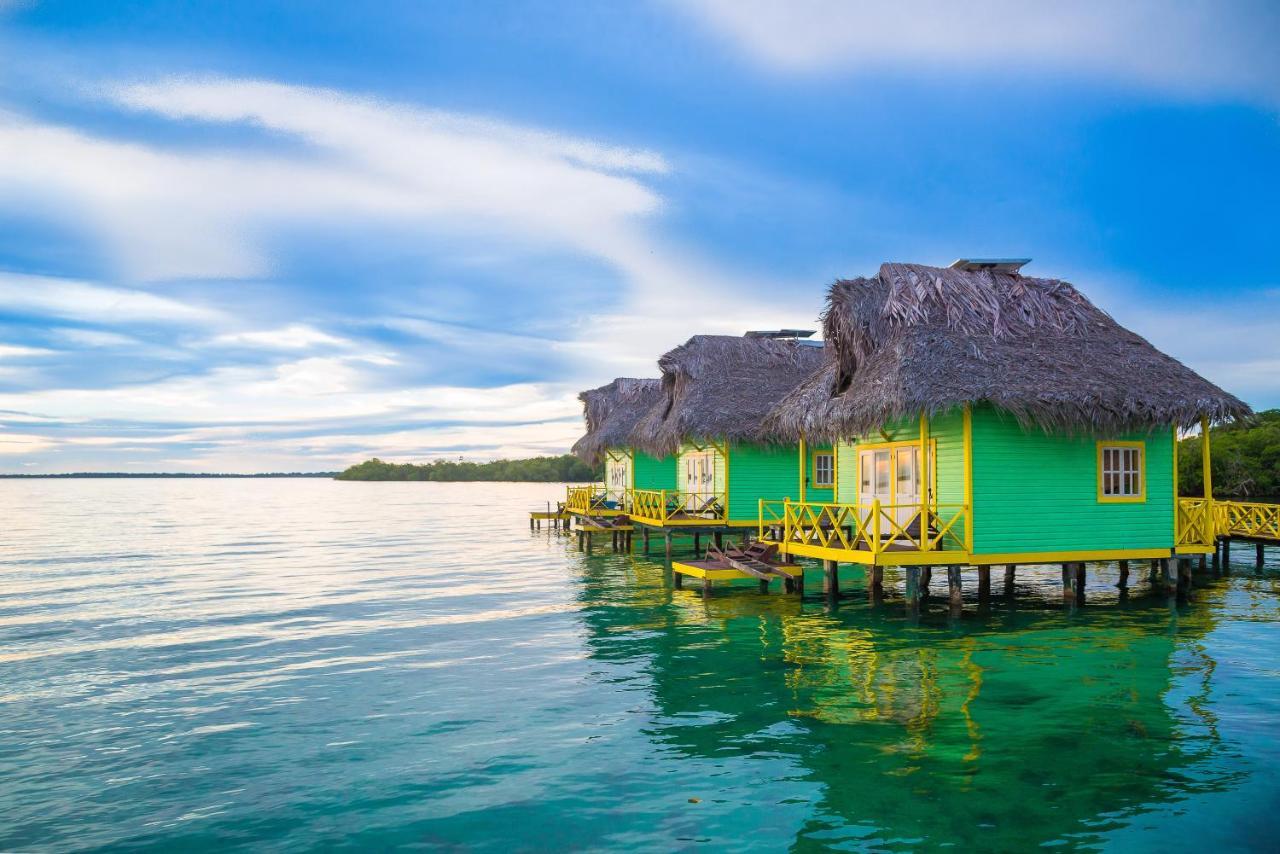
[833,408,966,512]
[970,406,1174,554]
[632,450,676,491]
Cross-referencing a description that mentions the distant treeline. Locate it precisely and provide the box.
[1179,409,1280,498]
[0,472,337,479]
[335,455,596,482]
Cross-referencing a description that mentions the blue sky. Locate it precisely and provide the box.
[0,0,1277,472]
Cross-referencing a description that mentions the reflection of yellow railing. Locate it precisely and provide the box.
[627,489,727,525]
[1215,500,1280,541]
[1176,497,1214,547]
[566,485,615,515]
[765,500,968,557]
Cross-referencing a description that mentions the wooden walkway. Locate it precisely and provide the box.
[1216,500,1280,568]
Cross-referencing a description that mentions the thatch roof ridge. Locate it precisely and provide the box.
[570,377,663,464]
[632,334,826,457]
[766,262,1251,440]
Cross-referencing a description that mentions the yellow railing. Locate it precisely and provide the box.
[759,499,787,540]
[1215,500,1280,542]
[1175,497,1214,547]
[626,489,727,525]
[565,485,616,515]
[766,500,968,557]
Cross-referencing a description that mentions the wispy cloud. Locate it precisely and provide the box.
[675,0,1280,103]
[0,271,223,324]
[208,324,353,351]
[0,78,668,281]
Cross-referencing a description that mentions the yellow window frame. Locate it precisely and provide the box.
[1096,440,1146,503]
[811,449,835,489]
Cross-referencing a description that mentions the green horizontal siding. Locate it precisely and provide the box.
[632,450,676,491]
[971,406,1174,554]
[726,442,803,522]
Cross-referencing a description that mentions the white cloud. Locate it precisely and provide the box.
[209,324,353,351]
[0,351,576,426]
[0,344,55,357]
[0,432,56,454]
[0,271,223,324]
[0,78,669,281]
[51,328,143,348]
[675,0,1280,103]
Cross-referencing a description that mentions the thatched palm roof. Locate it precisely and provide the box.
[765,262,1251,441]
[570,378,663,464]
[632,335,826,457]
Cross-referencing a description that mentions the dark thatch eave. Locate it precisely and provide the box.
[570,377,663,465]
[631,335,826,458]
[764,262,1252,442]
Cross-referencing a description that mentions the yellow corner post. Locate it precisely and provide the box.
[1201,416,1213,501]
[798,434,807,503]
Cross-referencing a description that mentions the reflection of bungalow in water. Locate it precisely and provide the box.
[567,378,674,517]
[628,332,832,530]
[761,261,1251,586]
[575,572,1224,849]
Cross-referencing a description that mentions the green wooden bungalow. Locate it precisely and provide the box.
[760,260,1251,581]
[568,378,675,517]
[627,333,833,529]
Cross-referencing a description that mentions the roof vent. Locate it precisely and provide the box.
[949,258,1031,274]
[744,329,815,340]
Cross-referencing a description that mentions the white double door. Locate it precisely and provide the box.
[683,450,716,510]
[606,455,630,505]
[858,446,924,529]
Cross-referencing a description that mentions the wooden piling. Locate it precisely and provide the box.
[673,570,683,589]
[1198,553,1207,572]
[759,578,770,594]
[823,560,839,598]
[1003,565,1016,596]
[701,577,712,598]
[585,533,593,555]
[1178,559,1192,602]
[977,566,991,607]
[947,566,963,615]
[693,533,701,555]
[1117,560,1130,589]
[1073,563,1086,606]
[664,531,673,560]
[643,528,650,554]
[920,566,932,593]
[1161,559,1175,598]
[869,564,884,605]
[1061,564,1075,606]
[1258,542,1266,568]
[714,531,723,549]
[904,566,921,614]
[1222,538,1230,571]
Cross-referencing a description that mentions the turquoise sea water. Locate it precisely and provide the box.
[2,479,1280,852]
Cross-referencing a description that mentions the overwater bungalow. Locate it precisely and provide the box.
[627,332,831,533]
[760,260,1253,603]
[567,377,674,518]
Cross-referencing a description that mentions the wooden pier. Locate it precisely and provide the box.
[672,543,804,596]
[1214,500,1280,569]
[529,501,572,531]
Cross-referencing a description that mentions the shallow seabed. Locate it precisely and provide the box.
[2,480,1279,852]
